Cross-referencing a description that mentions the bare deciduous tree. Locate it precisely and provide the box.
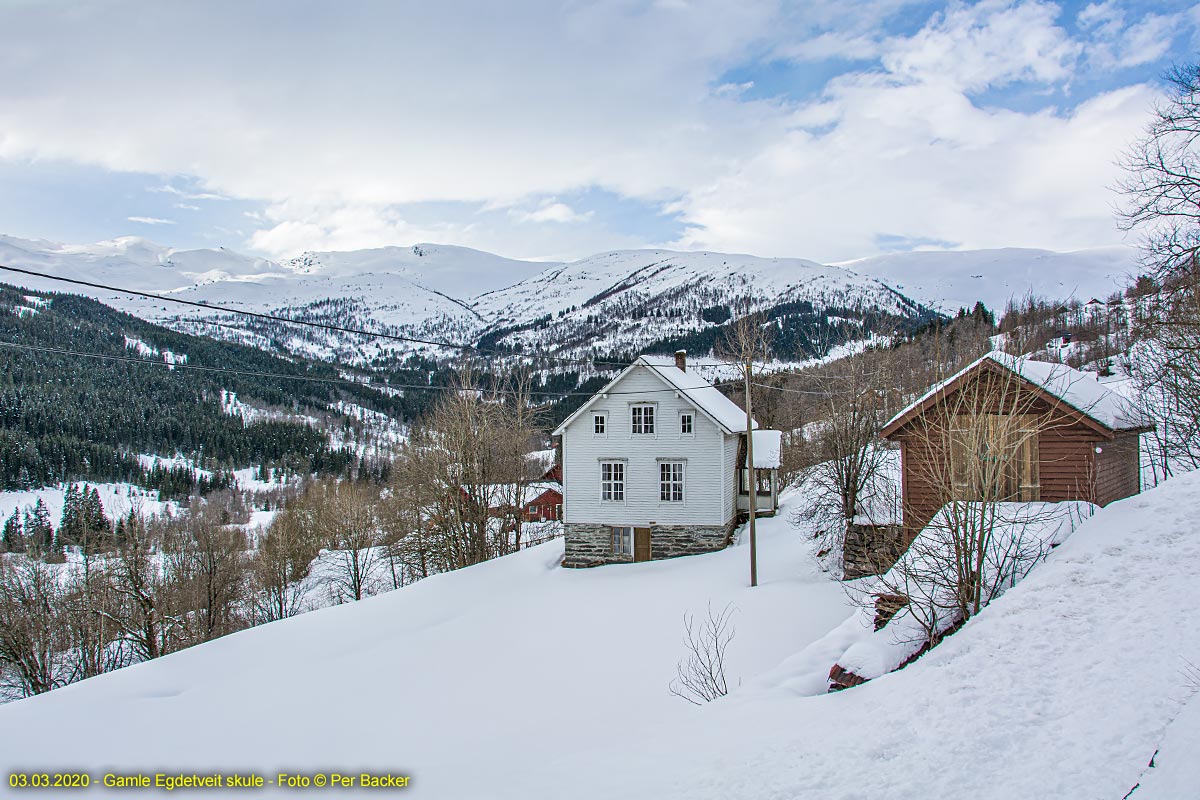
[791,351,898,570]
[104,514,187,662]
[250,507,322,622]
[1119,63,1200,470]
[397,364,545,573]
[168,498,250,641]
[872,362,1093,649]
[0,557,72,698]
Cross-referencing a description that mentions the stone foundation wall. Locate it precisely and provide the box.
[843,523,906,579]
[562,521,734,568]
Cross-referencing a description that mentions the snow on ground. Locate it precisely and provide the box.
[3,474,1199,798]
[0,490,853,795]
[1130,680,1200,798]
[531,471,1200,800]
[220,390,319,427]
[833,500,1095,684]
[0,483,176,529]
[137,453,214,480]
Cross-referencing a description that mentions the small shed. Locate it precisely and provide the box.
[880,352,1151,537]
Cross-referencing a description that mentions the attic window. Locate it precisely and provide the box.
[680,413,694,435]
[593,413,607,435]
[631,404,655,435]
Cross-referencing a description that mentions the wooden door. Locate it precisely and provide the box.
[634,527,652,562]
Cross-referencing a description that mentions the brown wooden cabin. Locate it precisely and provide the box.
[880,353,1151,539]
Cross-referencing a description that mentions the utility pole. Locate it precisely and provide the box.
[744,357,757,588]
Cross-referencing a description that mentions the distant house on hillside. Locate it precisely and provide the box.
[554,351,781,568]
[880,352,1151,540]
[463,481,564,524]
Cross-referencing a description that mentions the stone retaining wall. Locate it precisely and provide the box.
[562,521,734,568]
[843,523,906,579]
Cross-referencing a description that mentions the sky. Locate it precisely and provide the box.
[0,0,1197,263]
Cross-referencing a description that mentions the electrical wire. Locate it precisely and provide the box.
[0,263,633,369]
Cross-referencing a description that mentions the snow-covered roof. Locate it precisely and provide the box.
[553,355,755,436]
[883,351,1149,436]
[751,430,782,468]
[469,482,562,509]
[638,355,755,434]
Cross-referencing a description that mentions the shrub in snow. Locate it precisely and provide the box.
[669,602,739,705]
[830,500,1094,690]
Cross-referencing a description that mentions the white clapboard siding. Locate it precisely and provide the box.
[562,365,735,527]
[722,430,738,523]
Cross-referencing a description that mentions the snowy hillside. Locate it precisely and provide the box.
[0,236,526,362]
[3,473,1199,798]
[471,248,930,358]
[837,246,1138,313]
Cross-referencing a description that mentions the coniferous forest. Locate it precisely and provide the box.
[0,284,406,490]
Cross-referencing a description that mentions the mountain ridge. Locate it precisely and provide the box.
[0,234,1138,367]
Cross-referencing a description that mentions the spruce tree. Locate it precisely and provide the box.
[82,486,111,550]
[59,483,82,547]
[2,508,23,552]
[24,498,53,555]
[84,486,110,533]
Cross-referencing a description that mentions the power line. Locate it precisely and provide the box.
[0,263,633,369]
[0,264,857,401]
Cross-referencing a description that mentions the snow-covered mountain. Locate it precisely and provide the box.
[836,246,1138,313]
[0,234,1139,366]
[471,249,928,359]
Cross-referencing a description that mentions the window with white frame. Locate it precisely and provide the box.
[631,404,655,434]
[659,461,684,502]
[680,412,694,435]
[611,526,633,555]
[601,461,625,501]
[593,413,607,435]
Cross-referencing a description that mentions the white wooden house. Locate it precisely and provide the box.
[554,351,781,567]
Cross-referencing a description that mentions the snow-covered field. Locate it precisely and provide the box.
[0,492,854,793]
[2,473,1199,798]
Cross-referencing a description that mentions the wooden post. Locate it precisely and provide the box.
[745,358,758,588]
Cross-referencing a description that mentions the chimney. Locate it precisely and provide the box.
[674,350,687,372]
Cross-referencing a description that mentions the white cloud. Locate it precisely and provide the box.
[881,0,1081,92]
[0,0,1187,262]
[1078,2,1180,70]
[127,216,175,225]
[509,201,593,224]
[668,2,1162,260]
[150,184,229,201]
